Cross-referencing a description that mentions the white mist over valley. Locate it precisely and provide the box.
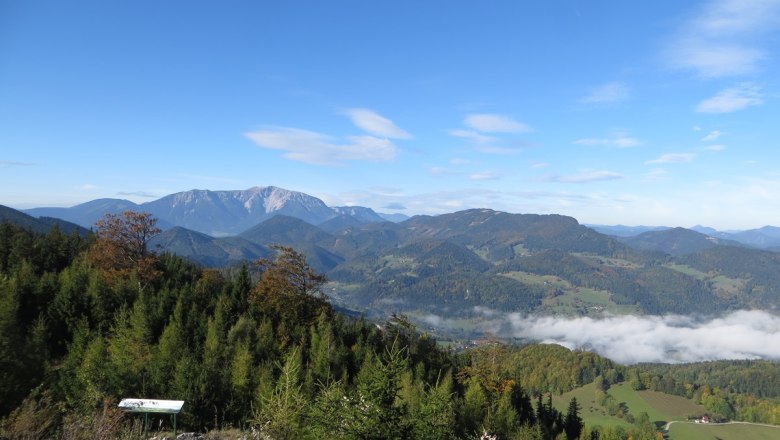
[424,309,780,364]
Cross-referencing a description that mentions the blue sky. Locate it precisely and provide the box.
[2,0,779,230]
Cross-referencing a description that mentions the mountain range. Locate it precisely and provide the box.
[23,186,401,236]
[7,186,780,331]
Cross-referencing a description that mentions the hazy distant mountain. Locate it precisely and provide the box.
[141,186,338,236]
[618,227,744,256]
[1,205,88,235]
[25,198,141,229]
[586,224,671,237]
[149,226,268,267]
[377,212,409,223]
[727,227,780,249]
[318,206,388,233]
[689,225,780,249]
[24,186,391,236]
[331,206,385,224]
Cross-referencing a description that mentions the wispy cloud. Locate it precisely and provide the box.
[645,153,696,164]
[448,129,496,145]
[469,171,501,181]
[644,168,669,182]
[546,170,624,183]
[530,162,549,169]
[696,83,763,113]
[117,191,158,198]
[573,132,640,148]
[665,0,780,77]
[0,160,35,168]
[474,145,524,155]
[429,166,461,176]
[704,144,726,151]
[245,127,397,165]
[701,130,723,141]
[382,202,407,210]
[579,81,630,104]
[464,113,533,133]
[343,108,412,139]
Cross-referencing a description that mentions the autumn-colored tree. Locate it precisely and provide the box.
[89,211,161,287]
[250,245,329,326]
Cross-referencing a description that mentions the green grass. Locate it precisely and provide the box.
[665,263,710,279]
[553,382,633,429]
[573,254,641,269]
[501,270,639,316]
[637,390,703,420]
[668,421,780,440]
[500,271,571,288]
[555,382,705,432]
[664,264,747,296]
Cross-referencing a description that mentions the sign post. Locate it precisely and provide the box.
[118,398,184,437]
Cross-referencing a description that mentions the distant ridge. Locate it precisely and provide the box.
[23,186,394,236]
[618,227,745,256]
[1,204,88,235]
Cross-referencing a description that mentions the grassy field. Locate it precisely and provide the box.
[664,263,747,296]
[668,421,780,440]
[501,271,640,316]
[552,382,634,429]
[573,253,641,269]
[554,382,705,432]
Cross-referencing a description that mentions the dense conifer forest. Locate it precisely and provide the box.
[1,213,779,439]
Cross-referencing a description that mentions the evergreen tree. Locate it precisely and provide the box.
[564,397,583,440]
[253,347,306,440]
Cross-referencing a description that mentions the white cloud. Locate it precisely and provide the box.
[469,172,501,181]
[504,310,780,364]
[645,153,696,164]
[693,125,702,131]
[530,162,549,169]
[579,81,630,104]
[474,145,523,155]
[464,114,532,133]
[117,191,157,198]
[343,108,412,139]
[449,129,496,145]
[573,132,640,148]
[0,160,34,168]
[704,144,726,151]
[696,83,763,113]
[701,130,723,141]
[245,127,397,165]
[665,0,780,77]
[644,168,669,181]
[429,166,460,176]
[547,170,624,183]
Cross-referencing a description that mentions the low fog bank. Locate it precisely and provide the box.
[503,310,780,364]
[423,309,780,364]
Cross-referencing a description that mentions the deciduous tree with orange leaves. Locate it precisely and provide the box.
[89,211,161,288]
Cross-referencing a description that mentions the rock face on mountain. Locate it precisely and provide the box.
[23,186,388,236]
[142,186,338,236]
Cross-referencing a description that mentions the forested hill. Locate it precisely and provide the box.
[9,204,780,321]
[0,214,636,439]
[2,216,780,438]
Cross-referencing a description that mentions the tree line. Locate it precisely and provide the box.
[0,213,592,439]
[1,211,770,438]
